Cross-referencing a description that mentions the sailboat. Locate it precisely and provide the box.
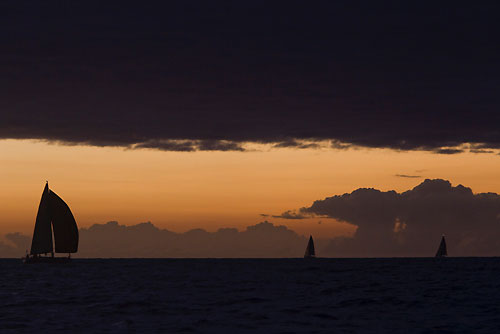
[304,235,316,258]
[435,235,447,258]
[24,182,79,263]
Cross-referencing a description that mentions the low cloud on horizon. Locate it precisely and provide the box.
[0,221,312,258]
[3,179,500,258]
[299,179,500,257]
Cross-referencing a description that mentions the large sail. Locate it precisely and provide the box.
[49,190,79,253]
[30,183,53,255]
[304,235,316,258]
[435,236,447,257]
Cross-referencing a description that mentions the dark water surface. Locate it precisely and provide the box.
[1,258,500,333]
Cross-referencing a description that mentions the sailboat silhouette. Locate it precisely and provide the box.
[435,235,447,258]
[304,235,316,258]
[24,182,79,263]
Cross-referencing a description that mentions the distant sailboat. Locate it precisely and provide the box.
[24,182,79,263]
[435,235,447,258]
[304,235,316,258]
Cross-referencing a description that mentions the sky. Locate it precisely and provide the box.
[1,2,500,256]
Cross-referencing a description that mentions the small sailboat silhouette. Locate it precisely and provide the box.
[24,182,79,263]
[304,235,316,258]
[435,235,447,258]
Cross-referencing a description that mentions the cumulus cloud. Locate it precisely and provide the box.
[5,232,30,250]
[300,179,500,257]
[0,221,314,258]
[0,233,31,257]
[0,242,18,258]
[80,221,311,258]
[4,179,500,258]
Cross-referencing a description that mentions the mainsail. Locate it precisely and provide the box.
[30,183,79,255]
[435,235,447,257]
[304,235,316,258]
[30,183,53,254]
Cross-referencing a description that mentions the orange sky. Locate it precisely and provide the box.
[1,139,500,238]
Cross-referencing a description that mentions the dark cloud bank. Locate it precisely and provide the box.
[2,2,500,153]
[2,179,500,258]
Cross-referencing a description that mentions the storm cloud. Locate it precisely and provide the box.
[1,2,499,152]
[300,179,500,257]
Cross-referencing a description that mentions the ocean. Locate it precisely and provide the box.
[1,258,499,333]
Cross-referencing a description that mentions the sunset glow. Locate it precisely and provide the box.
[2,139,499,238]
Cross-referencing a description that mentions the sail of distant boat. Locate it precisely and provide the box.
[435,235,447,257]
[26,182,78,262]
[304,235,316,258]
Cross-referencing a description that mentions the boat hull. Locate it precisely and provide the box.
[23,256,71,264]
